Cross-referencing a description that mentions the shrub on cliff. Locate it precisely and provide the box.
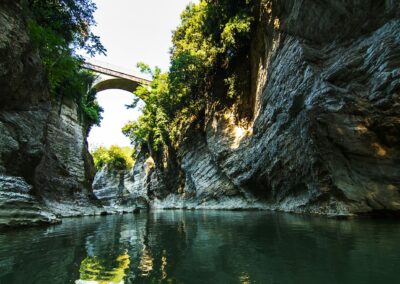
[169,0,253,113]
[25,0,105,126]
[91,146,134,171]
[122,63,170,155]
[123,0,254,158]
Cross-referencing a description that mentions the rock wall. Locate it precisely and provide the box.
[0,97,102,227]
[34,98,101,216]
[129,0,400,216]
[0,0,48,110]
[1,0,400,223]
[92,155,152,212]
[0,0,100,227]
[92,166,147,212]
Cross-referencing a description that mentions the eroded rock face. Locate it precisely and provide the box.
[203,18,400,215]
[33,98,101,217]
[273,0,399,43]
[93,167,140,212]
[0,0,47,110]
[131,0,400,216]
[0,0,101,226]
[0,176,59,227]
[0,97,101,223]
[92,158,151,212]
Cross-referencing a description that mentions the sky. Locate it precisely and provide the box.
[87,0,194,150]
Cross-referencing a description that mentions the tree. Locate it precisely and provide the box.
[26,0,105,126]
[27,0,105,56]
[123,0,255,157]
[91,145,134,171]
[122,63,170,155]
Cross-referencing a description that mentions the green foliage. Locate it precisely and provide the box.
[91,145,135,171]
[122,0,253,157]
[25,0,105,126]
[169,0,253,110]
[122,63,170,153]
[26,0,105,56]
[124,0,254,156]
[77,73,103,126]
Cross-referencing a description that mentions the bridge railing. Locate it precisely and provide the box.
[82,59,151,84]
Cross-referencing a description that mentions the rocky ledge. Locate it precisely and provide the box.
[0,176,59,227]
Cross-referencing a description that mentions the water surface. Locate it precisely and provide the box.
[0,211,399,283]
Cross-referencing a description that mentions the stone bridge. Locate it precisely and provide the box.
[82,60,151,93]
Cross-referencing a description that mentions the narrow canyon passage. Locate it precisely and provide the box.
[0,0,399,283]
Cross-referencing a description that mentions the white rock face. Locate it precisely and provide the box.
[93,164,148,213]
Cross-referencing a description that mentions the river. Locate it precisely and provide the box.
[0,211,399,283]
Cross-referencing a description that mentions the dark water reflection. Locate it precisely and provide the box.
[0,211,399,283]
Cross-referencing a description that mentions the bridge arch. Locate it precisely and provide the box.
[92,75,141,93]
[84,60,149,149]
[82,61,150,94]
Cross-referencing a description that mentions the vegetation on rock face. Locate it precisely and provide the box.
[124,0,254,159]
[91,145,135,171]
[122,63,170,154]
[169,0,253,112]
[25,0,105,126]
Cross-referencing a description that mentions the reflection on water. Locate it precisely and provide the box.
[78,251,130,283]
[138,245,153,277]
[0,211,400,284]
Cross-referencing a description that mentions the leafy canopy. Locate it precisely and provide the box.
[91,145,135,171]
[123,0,254,156]
[26,0,105,126]
[122,63,170,153]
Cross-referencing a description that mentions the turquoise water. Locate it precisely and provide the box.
[0,211,399,284]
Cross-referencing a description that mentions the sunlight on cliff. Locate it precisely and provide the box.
[217,111,252,150]
[274,18,280,30]
[145,157,155,175]
[355,124,369,134]
[371,142,387,157]
[231,126,248,149]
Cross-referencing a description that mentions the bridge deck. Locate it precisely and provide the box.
[82,61,151,85]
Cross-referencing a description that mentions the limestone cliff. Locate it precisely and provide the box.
[92,165,148,212]
[128,0,400,216]
[0,0,100,227]
[1,0,400,224]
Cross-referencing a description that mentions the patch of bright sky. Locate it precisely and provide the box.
[87,0,195,150]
